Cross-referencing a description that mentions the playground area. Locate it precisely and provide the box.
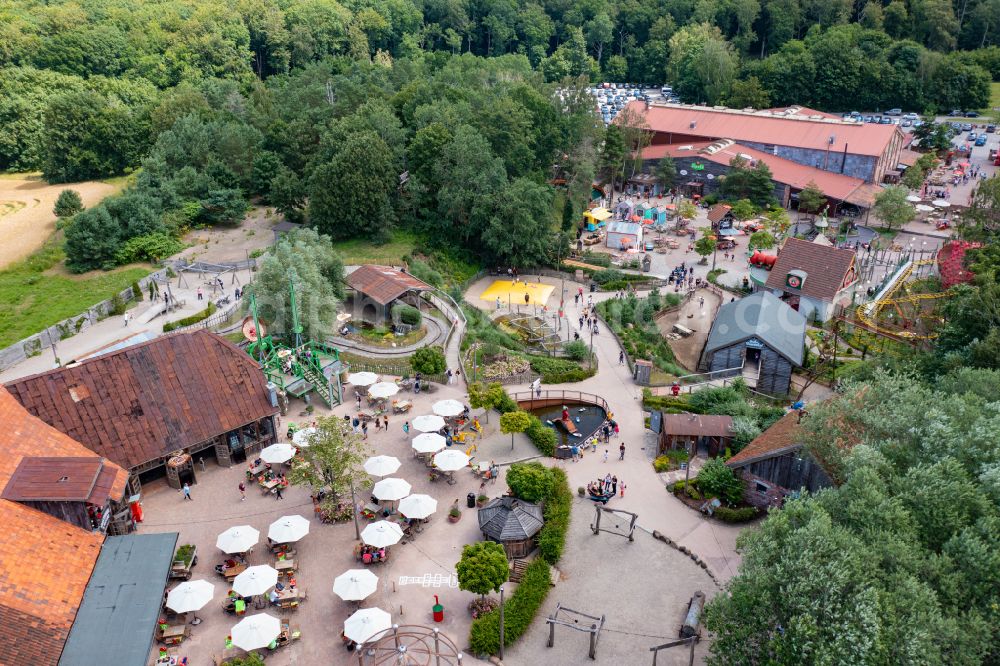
[479,279,555,307]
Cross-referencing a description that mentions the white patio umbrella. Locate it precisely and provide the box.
[268,514,310,543]
[932,199,951,208]
[232,565,279,597]
[364,455,401,478]
[216,525,259,554]
[411,432,446,454]
[231,613,281,651]
[333,569,379,602]
[166,580,215,614]
[906,194,921,202]
[433,449,470,472]
[361,521,404,548]
[398,494,438,520]
[344,607,392,644]
[432,399,464,417]
[412,414,446,432]
[260,442,296,464]
[915,204,934,213]
[292,427,316,447]
[348,371,379,387]
[368,382,400,399]
[372,477,412,502]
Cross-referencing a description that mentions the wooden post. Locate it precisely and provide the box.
[547,616,556,647]
[589,624,598,659]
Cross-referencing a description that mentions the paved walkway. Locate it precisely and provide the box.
[328,312,448,358]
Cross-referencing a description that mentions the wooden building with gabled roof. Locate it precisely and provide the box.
[5,330,279,483]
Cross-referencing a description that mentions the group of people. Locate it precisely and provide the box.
[266,578,296,605]
[588,474,624,497]
[359,544,387,564]
[668,263,695,291]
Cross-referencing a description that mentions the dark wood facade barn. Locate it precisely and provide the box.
[700,291,806,396]
[726,411,832,508]
[657,414,734,458]
[5,331,279,487]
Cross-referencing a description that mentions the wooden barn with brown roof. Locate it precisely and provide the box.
[764,237,858,323]
[346,264,431,324]
[657,413,734,457]
[5,330,279,486]
[726,410,832,508]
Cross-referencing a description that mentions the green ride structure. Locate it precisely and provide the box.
[245,283,344,407]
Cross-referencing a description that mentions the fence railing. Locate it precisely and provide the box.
[171,301,242,334]
[510,390,610,413]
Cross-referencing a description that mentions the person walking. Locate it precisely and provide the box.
[275,485,283,500]
[611,475,618,494]
[619,442,626,460]
[603,449,609,463]
[383,415,389,431]
[402,421,410,439]
[620,481,626,498]
[361,421,368,440]
[447,369,454,385]
[123,312,131,327]
[619,350,625,365]
[182,483,192,501]
[197,288,203,301]
[238,481,246,501]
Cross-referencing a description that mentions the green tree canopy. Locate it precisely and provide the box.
[53,189,83,218]
[499,410,532,449]
[873,185,915,230]
[456,542,509,599]
[506,461,554,502]
[410,346,447,375]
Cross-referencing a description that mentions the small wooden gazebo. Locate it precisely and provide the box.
[477,497,544,559]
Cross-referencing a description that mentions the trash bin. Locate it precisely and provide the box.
[589,282,597,293]
[433,595,444,622]
[466,492,476,508]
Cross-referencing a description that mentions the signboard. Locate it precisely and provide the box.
[786,272,804,289]
[691,162,705,171]
[649,410,662,434]
[679,170,688,176]
[745,338,765,349]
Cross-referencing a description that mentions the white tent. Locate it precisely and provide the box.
[232,565,279,597]
[348,372,379,386]
[216,525,259,554]
[268,515,310,543]
[411,414,446,432]
[333,569,379,602]
[398,494,437,520]
[411,433,446,454]
[344,607,392,644]
[363,455,401,478]
[368,382,400,399]
[432,399,464,417]
[292,427,316,447]
[433,449,470,471]
[260,442,296,464]
[231,613,281,651]
[361,521,404,548]
[166,580,215,614]
[372,477,412,502]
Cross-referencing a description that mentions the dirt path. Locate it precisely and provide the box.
[655,287,723,372]
[0,174,121,269]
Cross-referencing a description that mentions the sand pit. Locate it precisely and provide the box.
[0,175,120,269]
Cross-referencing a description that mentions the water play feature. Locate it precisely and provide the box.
[529,402,608,447]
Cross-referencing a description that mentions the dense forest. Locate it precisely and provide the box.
[2,0,1000,270]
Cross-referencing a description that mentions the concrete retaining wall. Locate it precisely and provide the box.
[0,268,169,372]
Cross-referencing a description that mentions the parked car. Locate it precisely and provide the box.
[880,116,893,124]
[948,109,964,117]
[963,122,974,131]
[976,135,988,146]
[902,112,919,121]
[987,125,996,133]
[886,108,902,116]
[902,120,912,127]
[969,132,978,141]
[965,110,980,117]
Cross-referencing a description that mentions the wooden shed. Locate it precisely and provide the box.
[477,497,544,559]
[726,411,832,508]
[657,414,734,458]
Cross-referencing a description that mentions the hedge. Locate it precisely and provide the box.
[538,467,571,564]
[163,303,216,332]
[469,558,552,656]
[713,506,761,523]
[528,355,594,384]
[524,415,557,456]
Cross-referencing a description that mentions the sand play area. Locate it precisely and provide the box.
[479,279,554,306]
[0,174,119,269]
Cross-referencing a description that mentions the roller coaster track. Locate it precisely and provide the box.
[853,259,945,341]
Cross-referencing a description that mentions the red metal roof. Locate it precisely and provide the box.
[347,265,432,306]
[2,457,105,502]
[630,102,901,157]
[660,414,734,437]
[765,238,857,301]
[5,330,277,471]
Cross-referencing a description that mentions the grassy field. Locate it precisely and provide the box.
[989,82,1000,112]
[329,229,420,265]
[0,241,150,348]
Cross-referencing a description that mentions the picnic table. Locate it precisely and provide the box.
[275,559,297,575]
[272,586,306,610]
[247,463,265,476]
[357,409,378,423]
[260,478,281,494]
[217,562,247,581]
[392,400,412,414]
[156,624,189,646]
[361,502,381,520]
